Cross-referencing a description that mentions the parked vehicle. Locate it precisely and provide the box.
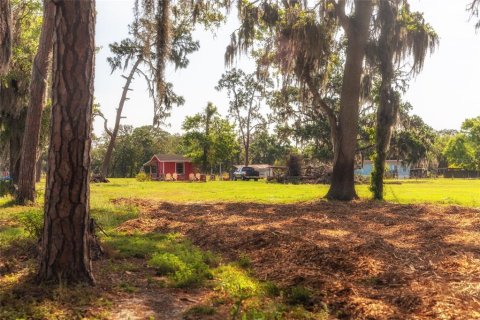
[233,167,260,181]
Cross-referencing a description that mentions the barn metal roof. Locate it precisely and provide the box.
[143,154,192,166]
[154,154,192,162]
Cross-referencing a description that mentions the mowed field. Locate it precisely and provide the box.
[1,178,480,319]
[90,178,480,207]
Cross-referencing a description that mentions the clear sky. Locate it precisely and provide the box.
[94,0,480,135]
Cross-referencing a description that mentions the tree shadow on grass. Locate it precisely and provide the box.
[0,272,109,320]
[0,235,109,319]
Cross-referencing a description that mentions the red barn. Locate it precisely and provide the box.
[144,154,195,180]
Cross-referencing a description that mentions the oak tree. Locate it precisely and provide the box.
[0,0,12,74]
[16,0,55,204]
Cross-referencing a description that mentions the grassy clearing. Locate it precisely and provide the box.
[91,178,480,207]
[380,178,480,206]
[91,178,327,204]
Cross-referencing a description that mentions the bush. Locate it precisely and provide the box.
[213,265,260,299]
[19,209,43,239]
[286,286,313,306]
[149,252,185,275]
[237,253,252,269]
[263,281,281,297]
[184,305,216,318]
[135,172,151,182]
[0,180,14,197]
[148,241,216,288]
[287,154,302,177]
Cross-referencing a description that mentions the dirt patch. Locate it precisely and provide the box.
[114,198,480,319]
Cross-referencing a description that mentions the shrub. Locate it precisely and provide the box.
[19,209,43,239]
[184,305,216,318]
[287,154,302,177]
[149,252,185,275]
[237,253,252,269]
[213,265,259,299]
[263,281,281,297]
[135,172,151,182]
[286,286,313,306]
[147,241,216,288]
[0,180,14,197]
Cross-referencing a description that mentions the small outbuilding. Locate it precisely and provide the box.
[355,160,411,178]
[144,154,195,180]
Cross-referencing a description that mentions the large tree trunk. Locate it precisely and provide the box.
[35,154,42,182]
[371,0,399,200]
[100,57,141,180]
[326,0,373,201]
[16,0,55,204]
[38,0,96,284]
[8,115,25,186]
[0,0,12,74]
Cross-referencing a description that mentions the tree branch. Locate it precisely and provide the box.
[94,110,112,137]
[331,0,350,33]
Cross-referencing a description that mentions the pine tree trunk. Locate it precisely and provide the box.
[371,0,399,200]
[100,57,141,180]
[327,0,373,201]
[0,0,12,74]
[17,0,55,204]
[9,118,23,185]
[35,154,42,182]
[38,0,96,284]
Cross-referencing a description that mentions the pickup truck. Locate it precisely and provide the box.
[233,167,260,181]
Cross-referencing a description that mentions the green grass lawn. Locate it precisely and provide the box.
[2,178,479,229]
[90,178,480,207]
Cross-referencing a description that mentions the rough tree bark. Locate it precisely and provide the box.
[17,0,56,204]
[38,0,96,284]
[371,0,399,200]
[0,0,12,74]
[326,0,373,200]
[35,154,42,182]
[8,115,25,185]
[100,57,141,180]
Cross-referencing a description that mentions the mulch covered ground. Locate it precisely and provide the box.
[113,199,480,320]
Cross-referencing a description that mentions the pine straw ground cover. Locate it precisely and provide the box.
[113,198,480,319]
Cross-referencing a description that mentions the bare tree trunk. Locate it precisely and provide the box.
[327,0,373,201]
[371,0,399,200]
[9,117,24,186]
[17,0,55,204]
[35,154,42,182]
[38,0,96,284]
[244,132,250,166]
[0,0,12,74]
[100,57,141,180]
[202,113,210,174]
